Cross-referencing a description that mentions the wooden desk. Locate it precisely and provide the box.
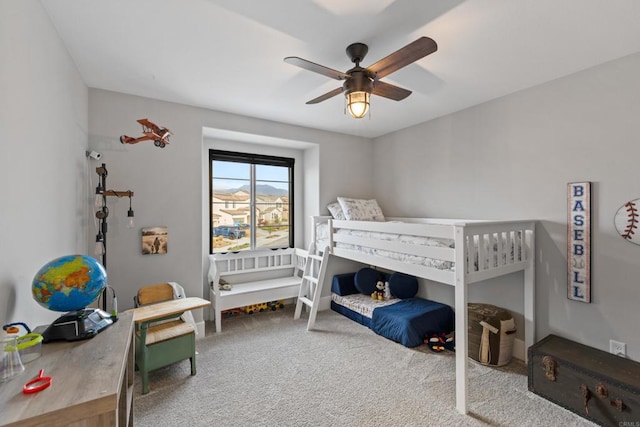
[0,312,134,427]
[130,297,209,324]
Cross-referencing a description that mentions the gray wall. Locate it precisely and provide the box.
[0,1,89,328]
[88,89,373,319]
[373,52,640,360]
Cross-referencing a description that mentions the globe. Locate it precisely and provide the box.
[32,255,107,312]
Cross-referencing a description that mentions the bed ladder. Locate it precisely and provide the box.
[294,243,329,331]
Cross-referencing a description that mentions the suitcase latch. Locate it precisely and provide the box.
[595,383,608,399]
[611,397,625,412]
[580,384,591,414]
[542,355,556,381]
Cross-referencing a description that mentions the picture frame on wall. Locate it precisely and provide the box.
[142,226,168,255]
[567,182,591,303]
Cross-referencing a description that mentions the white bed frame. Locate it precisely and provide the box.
[312,216,535,415]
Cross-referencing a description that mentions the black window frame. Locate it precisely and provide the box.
[209,149,294,254]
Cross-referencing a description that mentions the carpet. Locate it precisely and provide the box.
[134,306,595,426]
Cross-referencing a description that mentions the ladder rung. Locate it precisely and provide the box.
[298,297,313,307]
[295,244,327,331]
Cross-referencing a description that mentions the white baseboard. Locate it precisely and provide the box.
[513,337,525,361]
[195,320,206,338]
[319,295,332,311]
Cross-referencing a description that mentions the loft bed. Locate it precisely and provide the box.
[312,214,535,415]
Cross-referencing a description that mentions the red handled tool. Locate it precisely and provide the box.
[23,369,52,394]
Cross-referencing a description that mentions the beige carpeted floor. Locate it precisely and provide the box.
[134,306,595,426]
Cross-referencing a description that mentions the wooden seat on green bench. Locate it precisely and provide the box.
[133,283,196,394]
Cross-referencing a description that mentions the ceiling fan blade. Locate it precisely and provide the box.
[367,36,437,79]
[306,87,344,104]
[284,57,350,81]
[372,81,412,101]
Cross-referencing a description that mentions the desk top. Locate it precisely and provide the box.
[130,297,209,323]
[0,312,134,427]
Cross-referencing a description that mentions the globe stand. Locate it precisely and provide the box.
[41,308,114,343]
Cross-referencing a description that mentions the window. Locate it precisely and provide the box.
[209,149,294,253]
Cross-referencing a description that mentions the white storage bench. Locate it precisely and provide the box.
[208,248,308,332]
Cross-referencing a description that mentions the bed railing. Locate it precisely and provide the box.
[313,216,535,286]
[458,220,535,283]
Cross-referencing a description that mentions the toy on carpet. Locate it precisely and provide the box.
[371,280,385,300]
[245,302,268,314]
[425,332,455,352]
[223,301,284,318]
[266,300,285,311]
[221,307,244,319]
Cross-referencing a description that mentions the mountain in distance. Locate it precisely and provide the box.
[233,184,288,196]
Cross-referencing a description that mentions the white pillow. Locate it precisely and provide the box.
[337,197,385,221]
[327,201,346,220]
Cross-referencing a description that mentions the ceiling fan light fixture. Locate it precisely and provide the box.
[285,37,437,118]
[346,91,370,119]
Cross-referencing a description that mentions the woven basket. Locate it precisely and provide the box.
[468,303,516,366]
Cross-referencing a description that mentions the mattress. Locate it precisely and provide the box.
[331,292,454,348]
[331,292,399,319]
[317,222,455,271]
[316,222,521,272]
[331,301,372,327]
[371,297,454,347]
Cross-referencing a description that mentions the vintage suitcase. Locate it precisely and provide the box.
[528,334,640,426]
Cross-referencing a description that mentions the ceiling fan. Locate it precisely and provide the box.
[284,36,437,118]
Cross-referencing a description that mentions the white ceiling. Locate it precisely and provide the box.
[42,0,640,139]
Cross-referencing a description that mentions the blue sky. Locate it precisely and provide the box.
[212,161,289,191]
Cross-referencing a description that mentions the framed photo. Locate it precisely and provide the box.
[142,226,168,255]
[567,182,590,303]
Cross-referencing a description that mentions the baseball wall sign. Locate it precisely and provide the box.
[567,182,591,303]
[614,198,640,245]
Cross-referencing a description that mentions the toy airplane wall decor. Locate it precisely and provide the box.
[120,118,172,148]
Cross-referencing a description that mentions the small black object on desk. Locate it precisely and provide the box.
[39,308,114,343]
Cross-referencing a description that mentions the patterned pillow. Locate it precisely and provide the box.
[327,201,346,220]
[337,197,385,221]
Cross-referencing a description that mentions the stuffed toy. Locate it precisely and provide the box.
[425,332,455,352]
[371,280,385,300]
[218,278,232,291]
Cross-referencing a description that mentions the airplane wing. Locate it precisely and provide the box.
[137,118,162,134]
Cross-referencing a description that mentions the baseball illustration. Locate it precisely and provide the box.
[614,198,640,245]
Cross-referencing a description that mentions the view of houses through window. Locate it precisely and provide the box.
[209,150,293,253]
